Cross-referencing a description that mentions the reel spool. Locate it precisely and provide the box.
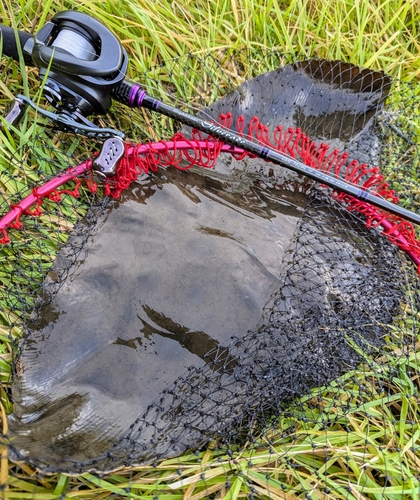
[23,11,128,123]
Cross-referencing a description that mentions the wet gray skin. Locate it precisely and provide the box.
[8,59,400,473]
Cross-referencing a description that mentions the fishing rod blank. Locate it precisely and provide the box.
[113,81,420,227]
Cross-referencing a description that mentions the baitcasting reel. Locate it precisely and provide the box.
[2,10,133,173]
[24,10,128,122]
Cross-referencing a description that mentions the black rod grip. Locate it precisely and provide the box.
[0,25,32,63]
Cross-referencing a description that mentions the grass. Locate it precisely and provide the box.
[0,0,420,498]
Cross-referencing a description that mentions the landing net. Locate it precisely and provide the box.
[0,50,419,499]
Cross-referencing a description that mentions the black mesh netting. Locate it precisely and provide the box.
[0,51,420,498]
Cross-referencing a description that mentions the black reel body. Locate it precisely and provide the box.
[24,11,128,119]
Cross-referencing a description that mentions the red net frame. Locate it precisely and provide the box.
[1,113,420,271]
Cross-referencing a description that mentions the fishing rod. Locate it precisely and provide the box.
[1,10,420,226]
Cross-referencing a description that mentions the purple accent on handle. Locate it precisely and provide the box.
[128,85,147,108]
[149,98,159,110]
[128,85,140,107]
[259,147,270,159]
[357,189,369,201]
[136,89,147,107]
